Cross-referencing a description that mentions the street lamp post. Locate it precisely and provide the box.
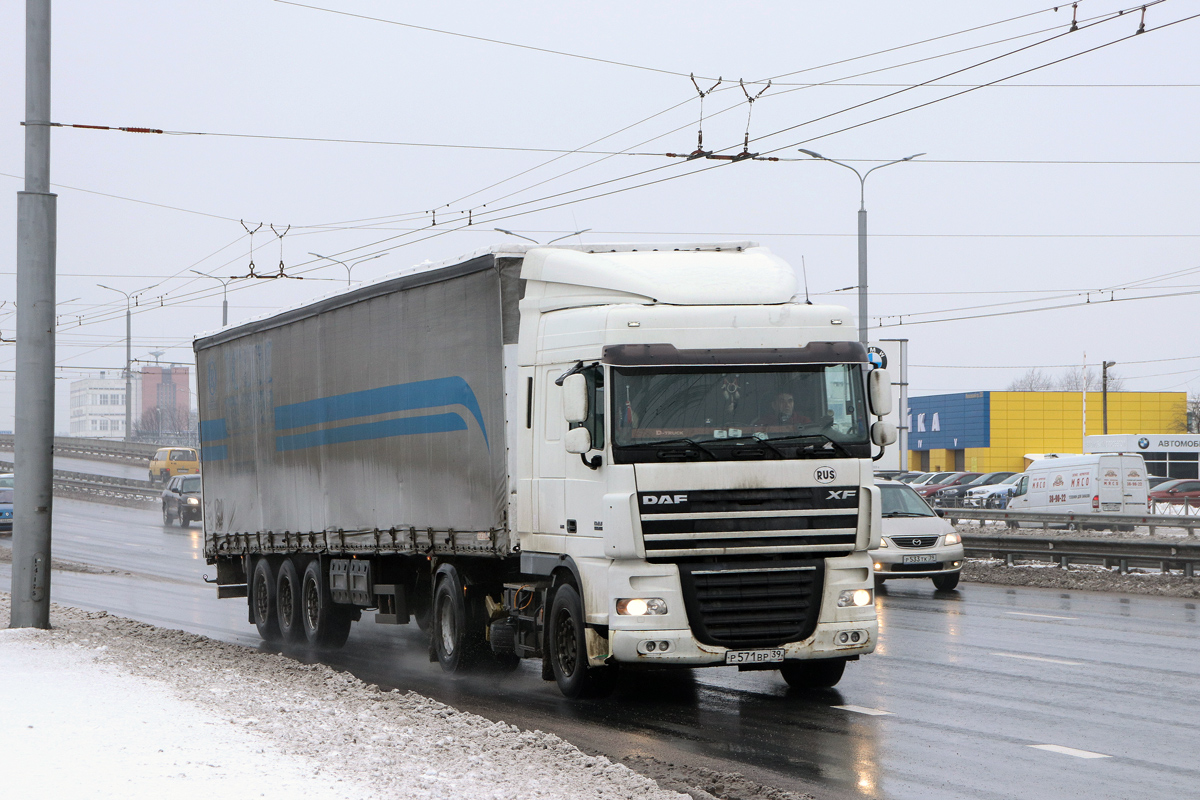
[98,283,152,441]
[190,269,232,326]
[798,149,924,345]
[308,252,388,287]
[1102,360,1117,434]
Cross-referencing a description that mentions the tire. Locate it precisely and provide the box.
[275,557,306,643]
[1006,520,1019,530]
[300,559,352,649]
[149,471,157,485]
[432,568,486,672]
[780,657,847,689]
[176,507,188,528]
[251,557,282,642]
[548,584,616,699]
[162,503,172,526]
[932,572,960,591]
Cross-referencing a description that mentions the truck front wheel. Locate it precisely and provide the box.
[548,584,617,699]
[301,559,351,649]
[780,657,847,689]
[432,568,485,672]
[251,558,282,643]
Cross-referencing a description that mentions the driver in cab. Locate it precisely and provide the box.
[754,390,812,427]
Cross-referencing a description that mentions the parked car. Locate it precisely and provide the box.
[161,474,202,527]
[0,472,13,490]
[870,481,964,590]
[964,473,1023,508]
[931,472,1016,506]
[914,472,980,498]
[1149,476,1176,489]
[1007,453,1148,526]
[1148,479,1200,506]
[895,472,927,484]
[874,470,905,481]
[908,472,952,486]
[0,487,12,532]
[148,447,199,484]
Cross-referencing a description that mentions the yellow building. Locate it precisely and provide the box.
[907,391,1186,473]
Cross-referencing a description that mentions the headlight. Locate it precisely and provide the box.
[943,531,961,545]
[838,589,873,608]
[878,538,890,548]
[186,497,200,505]
[616,598,667,616]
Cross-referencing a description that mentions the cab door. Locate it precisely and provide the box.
[562,364,607,552]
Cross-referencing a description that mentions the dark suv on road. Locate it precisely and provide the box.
[161,474,202,527]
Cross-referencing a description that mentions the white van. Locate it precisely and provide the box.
[1006,453,1148,527]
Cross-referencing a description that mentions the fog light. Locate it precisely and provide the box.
[658,640,670,651]
[952,561,961,568]
[873,562,883,571]
[838,632,849,644]
[646,640,657,652]
[838,589,873,607]
[616,598,667,616]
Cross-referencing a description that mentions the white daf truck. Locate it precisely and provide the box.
[195,242,895,698]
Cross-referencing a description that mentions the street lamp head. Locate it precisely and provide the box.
[797,148,825,159]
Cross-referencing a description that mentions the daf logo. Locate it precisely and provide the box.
[827,490,857,501]
[814,466,837,484]
[643,494,687,505]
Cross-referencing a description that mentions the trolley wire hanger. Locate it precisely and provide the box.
[229,221,302,279]
[666,76,778,163]
[686,73,722,159]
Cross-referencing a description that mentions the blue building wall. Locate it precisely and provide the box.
[908,392,991,451]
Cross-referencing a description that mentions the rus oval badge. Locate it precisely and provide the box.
[814,466,837,484]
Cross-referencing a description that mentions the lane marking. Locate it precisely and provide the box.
[991,652,1083,666]
[1004,611,1076,620]
[833,705,893,716]
[1029,744,1110,759]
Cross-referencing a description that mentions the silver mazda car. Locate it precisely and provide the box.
[871,480,965,590]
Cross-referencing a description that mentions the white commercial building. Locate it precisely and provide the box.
[1085,433,1200,480]
[68,373,139,439]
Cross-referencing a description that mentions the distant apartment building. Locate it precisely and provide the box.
[69,372,134,439]
[138,365,191,440]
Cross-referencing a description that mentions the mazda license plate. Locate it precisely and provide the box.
[725,649,784,665]
[902,554,937,564]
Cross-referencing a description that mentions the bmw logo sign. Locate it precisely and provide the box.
[1138,437,1150,450]
[867,345,887,370]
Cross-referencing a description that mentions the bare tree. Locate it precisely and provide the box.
[1189,392,1200,433]
[1052,366,1124,392]
[1006,368,1054,391]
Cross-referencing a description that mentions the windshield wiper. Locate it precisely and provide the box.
[710,435,788,459]
[641,437,719,460]
[882,511,933,518]
[764,433,853,458]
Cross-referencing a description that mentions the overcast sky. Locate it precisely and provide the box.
[2,0,1198,433]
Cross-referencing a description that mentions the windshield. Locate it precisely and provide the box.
[880,484,936,516]
[611,363,870,462]
[179,476,201,493]
[0,488,13,503]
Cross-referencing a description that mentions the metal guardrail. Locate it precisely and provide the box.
[0,459,159,504]
[0,434,158,464]
[941,507,1200,536]
[961,533,1200,577]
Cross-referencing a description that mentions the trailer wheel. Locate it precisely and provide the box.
[432,568,485,672]
[548,584,616,699]
[251,557,282,643]
[276,558,306,643]
[301,559,351,649]
[779,657,847,689]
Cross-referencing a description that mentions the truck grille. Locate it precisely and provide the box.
[638,487,859,561]
[677,560,824,648]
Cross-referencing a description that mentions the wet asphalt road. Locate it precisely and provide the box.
[3,499,1198,799]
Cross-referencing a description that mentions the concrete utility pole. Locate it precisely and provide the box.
[12,0,56,629]
[1102,360,1117,434]
[190,269,230,326]
[798,149,924,345]
[97,284,148,441]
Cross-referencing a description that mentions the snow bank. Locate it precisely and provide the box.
[0,594,685,800]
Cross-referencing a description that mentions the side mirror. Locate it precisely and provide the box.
[870,420,897,446]
[564,427,592,454]
[868,368,892,417]
[562,373,588,424]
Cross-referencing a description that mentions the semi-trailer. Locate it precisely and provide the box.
[195,242,895,698]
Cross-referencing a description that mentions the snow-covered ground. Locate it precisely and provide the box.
[0,593,689,800]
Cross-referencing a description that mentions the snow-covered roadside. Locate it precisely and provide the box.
[0,593,687,800]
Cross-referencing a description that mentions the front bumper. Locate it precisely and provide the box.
[609,617,877,666]
[872,543,965,579]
